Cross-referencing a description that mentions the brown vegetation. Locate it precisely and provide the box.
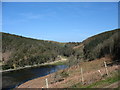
[18,57,119,88]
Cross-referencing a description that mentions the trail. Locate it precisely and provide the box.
[42,56,67,65]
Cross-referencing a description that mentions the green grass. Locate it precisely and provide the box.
[86,75,120,88]
[52,61,67,66]
[71,70,120,88]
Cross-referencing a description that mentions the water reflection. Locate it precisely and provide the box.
[2,65,67,89]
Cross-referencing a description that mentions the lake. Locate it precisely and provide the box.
[2,65,68,89]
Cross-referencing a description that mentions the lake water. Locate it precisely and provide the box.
[2,65,68,89]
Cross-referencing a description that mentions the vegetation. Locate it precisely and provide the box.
[60,70,69,78]
[71,70,120,88]
[1,28,120,70]
[83,29,120,61]
[17,54,120,88]
[67,29,120,66]
[2,33,74,70]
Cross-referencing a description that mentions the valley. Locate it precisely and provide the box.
[1,28,120,89]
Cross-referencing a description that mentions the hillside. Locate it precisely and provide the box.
[1,28,120,70]
[83,29,120,61]
[2,33,74,70]
[18,57,120,88]
[68,29,120,66]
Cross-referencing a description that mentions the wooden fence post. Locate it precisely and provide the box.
[81,67,84,84]
[45,78,49,88]
[104,61,109,76]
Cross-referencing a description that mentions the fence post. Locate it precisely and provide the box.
[81,67,84,84]
[45,78,49,88]
[104,61,109,76]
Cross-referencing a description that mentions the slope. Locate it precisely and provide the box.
[2,32,73,70]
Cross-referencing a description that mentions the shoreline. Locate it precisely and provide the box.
[17,58,119,88]
[1,58,67,73]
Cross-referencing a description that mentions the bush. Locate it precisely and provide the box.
[60,70,69,78]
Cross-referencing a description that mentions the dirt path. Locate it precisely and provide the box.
[105,81,120,88]
[42,56,67,65]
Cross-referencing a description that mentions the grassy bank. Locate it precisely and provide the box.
[18,57,120,88]
[71,70,120,88]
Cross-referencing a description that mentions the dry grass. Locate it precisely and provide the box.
[18,57,119,88]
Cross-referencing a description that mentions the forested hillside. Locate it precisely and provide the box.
[2,33,74,70]
[83,29,120,61]
[1,29,120,70]
[65,29,120,66]
[69,29,120,65]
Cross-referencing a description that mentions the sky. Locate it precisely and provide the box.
[2,2,118,42]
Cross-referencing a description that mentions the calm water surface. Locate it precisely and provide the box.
[2,65,68,89]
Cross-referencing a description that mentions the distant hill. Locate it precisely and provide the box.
[1,29,120,70]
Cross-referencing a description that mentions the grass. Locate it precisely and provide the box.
[41,60,67,66]
[71,70,120,88]
[86,75,120,88]
[51,61,67,65]
[17,57,119,88]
